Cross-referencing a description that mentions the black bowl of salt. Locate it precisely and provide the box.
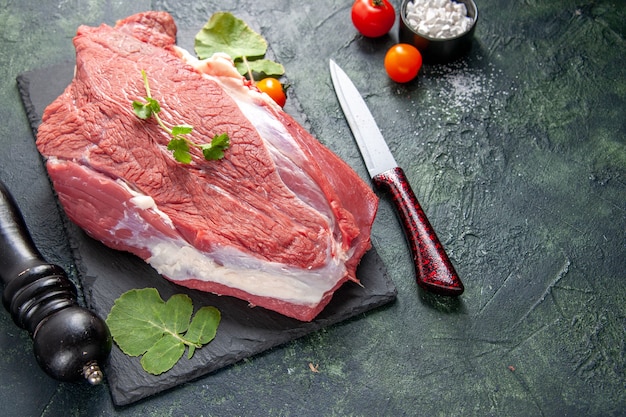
[399,0,478,63]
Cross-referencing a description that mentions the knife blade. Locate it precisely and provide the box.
[329,59,464,296]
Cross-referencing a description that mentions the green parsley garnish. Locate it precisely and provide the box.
[132,70,230,164]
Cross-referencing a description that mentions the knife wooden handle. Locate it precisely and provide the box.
[0,179,111,383]
[373,167,464,296]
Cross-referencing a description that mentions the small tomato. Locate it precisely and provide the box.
[256,77,287,107]
[351,0,396,38]
[384,43,423,83]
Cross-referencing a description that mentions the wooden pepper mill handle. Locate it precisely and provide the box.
[0,179,111,384]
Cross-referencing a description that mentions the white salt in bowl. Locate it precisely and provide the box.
[399,0,478,63]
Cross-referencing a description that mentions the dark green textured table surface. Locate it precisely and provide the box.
[1,0,624,416]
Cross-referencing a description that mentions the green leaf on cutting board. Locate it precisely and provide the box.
[194,11,285,78]
[106,288,221,375]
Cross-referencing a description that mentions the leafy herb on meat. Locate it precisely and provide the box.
[106,288,221,375]
[194,12,284,79]
[132,70,230,164]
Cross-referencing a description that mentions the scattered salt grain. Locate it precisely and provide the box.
[410,61,511,130]
[405,0,474,39]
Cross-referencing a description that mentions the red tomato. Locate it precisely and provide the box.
[384,43,423,83]
[351,0,396,38]
[256,78,287,107]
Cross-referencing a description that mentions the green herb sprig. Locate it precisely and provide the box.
[132,70,230,164]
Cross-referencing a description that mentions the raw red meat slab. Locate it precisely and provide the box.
[36,12,378,321]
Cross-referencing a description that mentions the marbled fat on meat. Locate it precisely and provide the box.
[36,12,378,321]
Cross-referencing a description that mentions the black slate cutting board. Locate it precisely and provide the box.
[16,62,397,406]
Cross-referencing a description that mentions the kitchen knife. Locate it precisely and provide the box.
[329,59,464,296]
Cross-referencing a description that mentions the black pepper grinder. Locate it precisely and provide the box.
[0,179,111,384]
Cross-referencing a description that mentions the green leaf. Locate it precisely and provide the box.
[200,146,223,161]
[234,59,285,78]
[140,334,186,375]
[133,100,153,120]
[158,293,194,334]
[200,133,230,161]
[186,307,221,345]
[185,306,221,359]
[167,137,192,164]
[132,96,160,120]
[195,12,268,60]
[106,288,222,375]
[105,288,168,356]
[171,124,193,136]
[145,97,161,114]
[212,132,230,149]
